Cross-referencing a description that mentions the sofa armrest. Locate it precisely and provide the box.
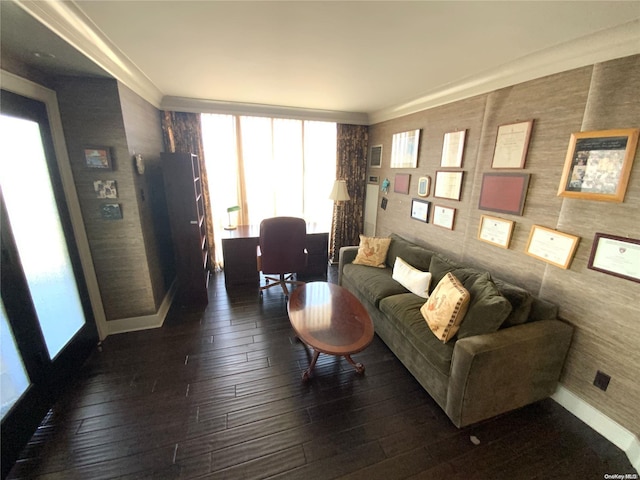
[446,319,573,428]
[338,246,359,286]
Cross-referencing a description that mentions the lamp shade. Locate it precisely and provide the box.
[329,180,350,202]
[227,205,240,213]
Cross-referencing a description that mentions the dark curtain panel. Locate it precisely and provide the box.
[331,124,369,263]
[161,111,216,269]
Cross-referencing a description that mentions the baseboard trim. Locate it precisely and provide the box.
[552,385,640,473]
[105,281,176,336]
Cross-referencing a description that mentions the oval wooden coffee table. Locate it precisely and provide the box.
[288,282,374,381]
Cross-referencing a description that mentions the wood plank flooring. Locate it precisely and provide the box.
[7,268,637,479]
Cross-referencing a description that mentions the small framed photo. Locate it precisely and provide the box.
[394,173,411,194]
[440,130,466,168]
[478,215,514,249]
[84,147,112,169]
[525,225,580,269]
[432,205,456,230]
[93,180,118,199]
[434,171,464,200]
[491,120,534,169]
[410,198,430,222]
[381,197,388,210]
[368,175,379,185]
[588,233,640,283]
[478,172,530,216]
[417,176,431,197]
[557,128,639,202]
[100,203,123,220]
[369,145,382,168]
[391,129,420,168]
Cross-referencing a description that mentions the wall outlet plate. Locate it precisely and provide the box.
[593,370,611,391]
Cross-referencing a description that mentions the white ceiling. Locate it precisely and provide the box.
[2,1,640,124]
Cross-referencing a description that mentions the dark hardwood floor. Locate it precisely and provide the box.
[7,268,636,479]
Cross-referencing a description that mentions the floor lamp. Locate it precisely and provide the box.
[329,180,351,263]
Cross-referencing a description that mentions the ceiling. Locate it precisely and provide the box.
[2,1,639,124]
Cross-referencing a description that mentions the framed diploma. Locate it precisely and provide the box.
[391,129,420,168]
[434,171,464,200]
[478,215,514,249]
[433,205,456,230]
[491,120,534,169]
[410,198,430,223]
[557,128,639,203]
[588,233,640,283]
[440,130,466,168]
[525,225,580,269]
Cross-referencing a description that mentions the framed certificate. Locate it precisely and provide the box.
[491,120,533,169]
[433,205,456,230]
[410,198,430,223]
[525,225,580,269]
[588,233,640,283]
[434,171,464,200]
[477,215,514,249]
[440,130,466,168]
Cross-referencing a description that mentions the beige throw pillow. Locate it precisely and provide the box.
[353,235,391,268]
[420,272,470,342]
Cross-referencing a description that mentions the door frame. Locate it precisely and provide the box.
[1,69,108,339]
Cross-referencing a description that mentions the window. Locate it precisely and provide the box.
[201,114,336,266]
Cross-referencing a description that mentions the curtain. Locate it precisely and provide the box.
[161,111,216,270]
[331,124,369,263]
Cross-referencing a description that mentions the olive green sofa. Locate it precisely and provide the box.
[338,233,573,428]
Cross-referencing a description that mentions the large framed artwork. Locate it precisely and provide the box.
[557,128,639,202]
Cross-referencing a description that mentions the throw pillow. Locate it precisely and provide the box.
[455,272,513,339]
[392,256,432,298]
[353,235,391,268]
[420,272,470,342]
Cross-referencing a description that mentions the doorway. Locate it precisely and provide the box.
[1,89,99,478]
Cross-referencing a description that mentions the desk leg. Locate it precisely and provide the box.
[302,349,320,381]
[344,355,365,374]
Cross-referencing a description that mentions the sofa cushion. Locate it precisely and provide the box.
[353,235,391,268]
[494,279,534,327]
[456,273,513,339]
[392,257,432,299]
[428,254,463,291]
[342,263,408,307]
[421,273,470,342]
[386,233,435,271]
[379,293,455,376]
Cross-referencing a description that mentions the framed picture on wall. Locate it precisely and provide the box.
[432,205,456,230]
[93,180,118,199]
[410,198,430,222]
[557,128,639,203]
[417,176,431,197]
[491,120,534,169]
[478,172,530,216]
[477,215,514,249]
[391,129,420,168]
[525,225,580,269]
[394,173,411,194]
[369,145,382,168]
[434,171,464,200]
[84,147,112,169]
[440,130,466,168]
[587,233,640,283]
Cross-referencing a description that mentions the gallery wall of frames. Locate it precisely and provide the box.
[367,54,640,438]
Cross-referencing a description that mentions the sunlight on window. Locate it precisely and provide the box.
[0,301,30,419]
[201,114,336,266]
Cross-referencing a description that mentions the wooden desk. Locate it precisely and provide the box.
[221,224,329,288]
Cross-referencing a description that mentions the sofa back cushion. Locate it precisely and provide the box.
[386,233,435,271]
[493,279,534,327]
[456,273,513,339]
[428,254,463,292]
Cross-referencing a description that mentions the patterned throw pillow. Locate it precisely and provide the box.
[352,235,391,268]
[420,272,470,342]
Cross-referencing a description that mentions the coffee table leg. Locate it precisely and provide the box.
[344,355,365,374]
[302,349,320,381]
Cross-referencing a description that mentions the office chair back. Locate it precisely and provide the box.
[258,216,307,274]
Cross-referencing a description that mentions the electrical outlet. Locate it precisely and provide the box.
[593,370,611,391]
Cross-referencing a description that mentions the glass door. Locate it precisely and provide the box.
[0,89,98,478]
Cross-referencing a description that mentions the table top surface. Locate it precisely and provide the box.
[287,282,374,356]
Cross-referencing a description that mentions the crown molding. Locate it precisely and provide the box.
[161,96,369,125]
[368,20,640,125]
[14,0,164,108]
